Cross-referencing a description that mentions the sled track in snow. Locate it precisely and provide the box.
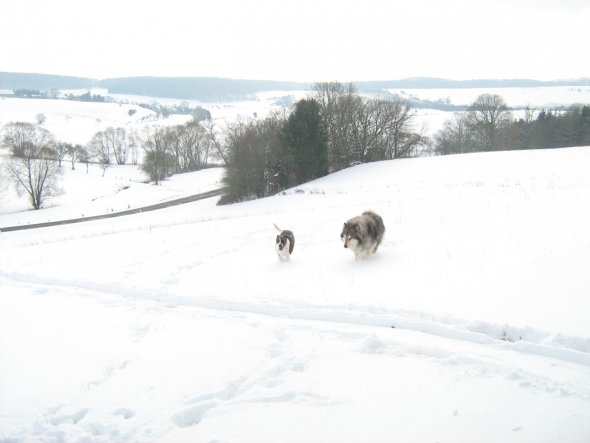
[3,271,590,368]
[0,188,226,232]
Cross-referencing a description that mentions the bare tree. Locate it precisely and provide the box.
[36,113,46,125]
[140,126,176,184]
[202,120,228,165]
[311,82,357,171]
[78,146,90,173]
[3,122,53,156]
[111,127,130,165]
[176,122,210,172]
[381,99,428,159]
[5,152,60,210]
[66,144,85,170]
[54,142,69,167]
[88,130,112,176]
[2,122,60,210]
[349,96,382,163]
[312,82,426,167]
[465,94,512,150]
[220,118,274,203]
[128,130,139,165]
[433,113,476,155]
[88,127,131,171]
[166,126,183,173]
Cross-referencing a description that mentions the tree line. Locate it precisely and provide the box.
[3,86,587,211]
[220,82,428,204]
[0,119,220,210]
[433,94,590,155]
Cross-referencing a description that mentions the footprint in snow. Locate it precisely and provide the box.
[172,400,218,428]
[113,407,136,419]
[49,407,89,425]
[360,334,386,354]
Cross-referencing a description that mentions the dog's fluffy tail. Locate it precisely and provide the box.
[273,223,282,232]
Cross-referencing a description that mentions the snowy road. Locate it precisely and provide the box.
[0,188,225,232]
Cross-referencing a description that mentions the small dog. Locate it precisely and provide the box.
[274,223,295,261]
[341,211,385,259]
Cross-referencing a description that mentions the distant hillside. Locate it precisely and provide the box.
[0,72,95,90]
[0,72,309,101]
[355,78,590,92]
[2,72,589,101]
[99,77,309,101]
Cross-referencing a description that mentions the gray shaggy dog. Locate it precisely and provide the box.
[340,211,385,259]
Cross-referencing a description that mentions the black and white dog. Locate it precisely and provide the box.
[341,211,385,259]
[274,223,295,261]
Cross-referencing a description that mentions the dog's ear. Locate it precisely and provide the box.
[276,235,280,243]
[341,222,348,237]
[352,223,361,235]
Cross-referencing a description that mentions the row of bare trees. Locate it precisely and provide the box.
[89,127,138,168]
[84,122,222,181]
[433,94,590,155]
[1,119,222,209]
[138,121,225,184]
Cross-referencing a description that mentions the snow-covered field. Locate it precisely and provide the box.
[0,90,307,147]
[0,97,191,146]
[1,145,589,442]
[391,85,590,108]
[110,89,309,125]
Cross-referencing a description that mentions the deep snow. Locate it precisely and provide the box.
[1,146,589,442]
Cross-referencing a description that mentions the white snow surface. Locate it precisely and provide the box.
[389,85,590,108]
[0,97,188,146]
[1,147,590,442]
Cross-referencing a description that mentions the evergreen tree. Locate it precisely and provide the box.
[283,99,328,184]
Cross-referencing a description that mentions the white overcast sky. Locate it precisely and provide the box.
[1,0,589,82]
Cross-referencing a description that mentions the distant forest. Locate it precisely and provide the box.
[2,72,589,102]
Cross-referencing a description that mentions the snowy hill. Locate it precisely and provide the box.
[0,162,225,227]
[1,147,589,442]
[0,96,192,146]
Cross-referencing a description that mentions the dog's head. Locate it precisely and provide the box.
[276,234,289,251]
[341,222,361,249]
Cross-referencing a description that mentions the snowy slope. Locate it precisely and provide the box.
[0,97,180,146]
[1,147,589,442]
[0,162,225,227]
[0,90,306,147]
